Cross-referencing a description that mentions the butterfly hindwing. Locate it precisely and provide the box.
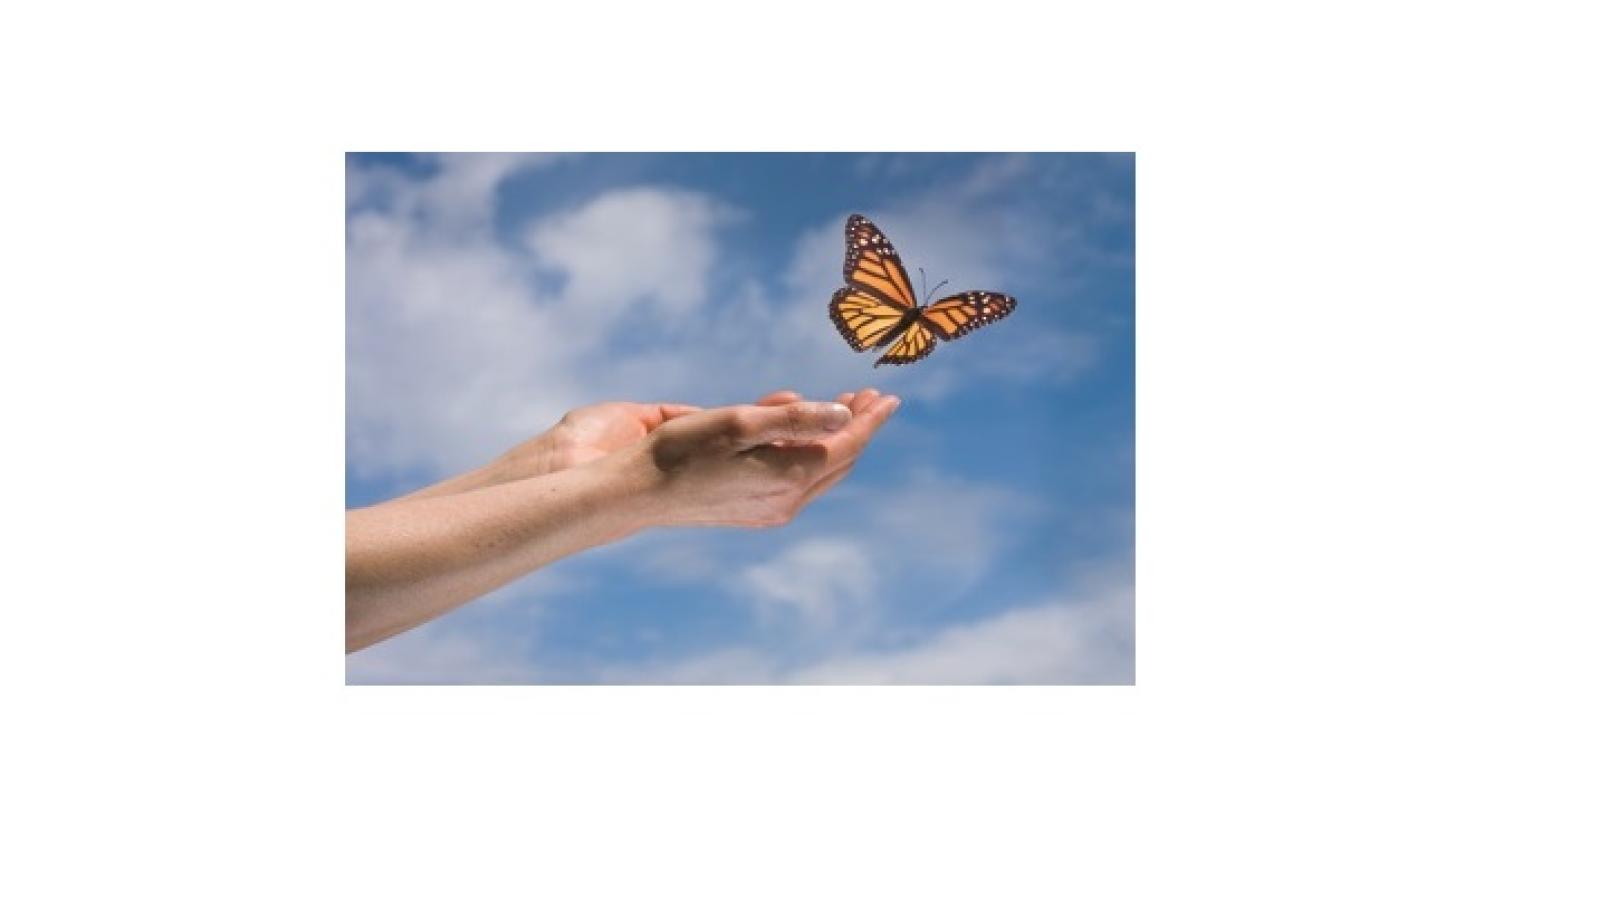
[830,287,910,352]
[843,214,918,310]
[874,320,936,367]
[919,291,1018,341]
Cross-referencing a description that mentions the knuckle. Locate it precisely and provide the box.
[783,404,806,438]
[728,408,759,436]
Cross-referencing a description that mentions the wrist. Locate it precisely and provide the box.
[591,440,672,533]
[478,430,567,485]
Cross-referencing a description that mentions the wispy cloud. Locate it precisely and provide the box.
[793,587,1133,685]
[733,537,879,631]
[346,161,737,478]
[707,468,1041,642]
[345,623,543,685]
[350,570,1132,686]
[595,570,1133,685]
[524,187,734,330]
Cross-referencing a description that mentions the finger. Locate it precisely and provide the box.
[820,393,899,465]
[729,401,853,448]
[849,387,881,415]
[835,391,856,408]
[740,440,830,478]
[762,393,811,447]
[757,390,804,406]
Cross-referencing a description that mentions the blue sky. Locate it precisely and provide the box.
[345,152,1133,684]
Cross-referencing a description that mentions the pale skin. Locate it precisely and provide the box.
[346,388,900,652]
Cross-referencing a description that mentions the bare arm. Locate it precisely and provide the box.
[346,450,658,651]
[346,391,899,652]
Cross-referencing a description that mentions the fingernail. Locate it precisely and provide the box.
[818,402,852,430]
[885,395,901,413]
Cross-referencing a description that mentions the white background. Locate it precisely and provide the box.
[3,2,1597,897]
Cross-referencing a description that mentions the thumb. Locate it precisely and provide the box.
[728,401,853,448]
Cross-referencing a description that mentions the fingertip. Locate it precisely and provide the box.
[819,401,853,430]
[758,390,803,406]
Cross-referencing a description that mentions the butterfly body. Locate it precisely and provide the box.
[828,214,1017,367]
[867,309,923,349]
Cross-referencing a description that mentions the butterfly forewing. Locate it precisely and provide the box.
[843,214,919,310]
[919,291,1018,340]
[830,287,908,351]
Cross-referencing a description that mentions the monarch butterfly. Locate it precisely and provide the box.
[828,214,1017,367]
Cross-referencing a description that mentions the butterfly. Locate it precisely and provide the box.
[828,214,1017,367]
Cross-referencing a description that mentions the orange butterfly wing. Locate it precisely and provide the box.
[830,287,909,351]
[919,291,1018,341]
[842,214,918,310]
[873,320,936,367]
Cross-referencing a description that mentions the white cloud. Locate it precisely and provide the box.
[352,576,1133,686]
[525,187,731,328]
[345,223,573,475]
[346,153,563,234]
[708,470,1041,650]
[592,569,1133,685]
[345,626,542,685]
[601,647,781,686]
[933,152,1036,204]
[793,586,1133,685]
[619,472,1129,684]
[733,537,878,630]
[346,157,735,478]
[859,469,1042,587]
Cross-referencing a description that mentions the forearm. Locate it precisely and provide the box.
[389,463,503,503]
[345,448,660,652]
[389,437,562,504]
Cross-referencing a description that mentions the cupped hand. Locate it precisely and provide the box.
[625,388,900,528]
[495,391,810,482]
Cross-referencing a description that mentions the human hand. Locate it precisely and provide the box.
[618,387,900,528]
[394,392,860,504]
[493,390,815,482]
[502,401,703,480]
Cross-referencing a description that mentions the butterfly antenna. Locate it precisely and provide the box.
[929,278,950,297]
[918,266,927,299]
